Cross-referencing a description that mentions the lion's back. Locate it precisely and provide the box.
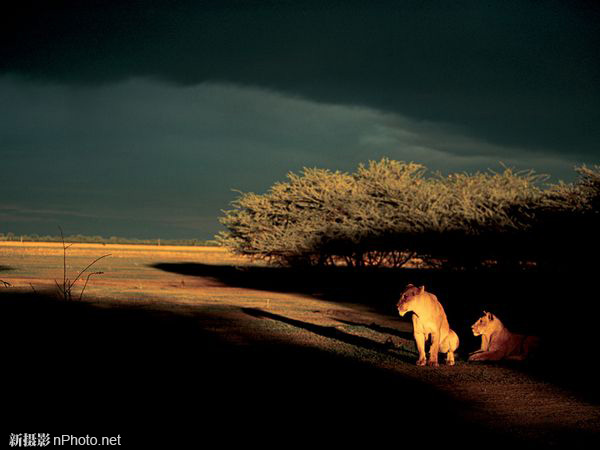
[503,331,540,359]
[418,292,452,334]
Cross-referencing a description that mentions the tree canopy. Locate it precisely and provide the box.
[218,159,599,269]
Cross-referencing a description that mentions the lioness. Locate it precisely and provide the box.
[396,284,459,367]
[468,311,539,361]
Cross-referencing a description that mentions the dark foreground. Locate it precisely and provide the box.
[3,262,600,449]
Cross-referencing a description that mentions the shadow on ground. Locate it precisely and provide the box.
[242,307,416,363]
[3,289,579,448]
[153,262,600,404]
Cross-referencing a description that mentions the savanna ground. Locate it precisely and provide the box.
[2,242,599,448]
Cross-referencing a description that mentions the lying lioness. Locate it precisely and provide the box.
[396,284,459,367]
[468,311,539,361]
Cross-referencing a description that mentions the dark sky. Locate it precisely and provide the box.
[1,0,599,239]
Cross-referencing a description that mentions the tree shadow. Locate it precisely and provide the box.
[2,289,528,447]
[333,318,414,341]
[242,307,416,362]
[151,262,407,313]
[152,261,600,404]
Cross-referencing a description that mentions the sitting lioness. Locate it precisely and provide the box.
[396,284,459,367]
[468,311,539,361]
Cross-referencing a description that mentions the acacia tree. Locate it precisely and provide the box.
[217,159,598,269]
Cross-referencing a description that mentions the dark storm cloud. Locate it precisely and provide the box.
[2,0,599,159]
[2,77,583,238]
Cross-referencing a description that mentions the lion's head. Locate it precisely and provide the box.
[396,284,424,317]
[471,311,500,336]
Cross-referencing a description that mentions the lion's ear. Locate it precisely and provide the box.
[406,283,414,288]
[487,312,494,320]
[419,285,425,294]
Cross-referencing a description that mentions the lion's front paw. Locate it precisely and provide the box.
[468,353,482,362]
[416,358,427,366]
[427,360,439,367]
